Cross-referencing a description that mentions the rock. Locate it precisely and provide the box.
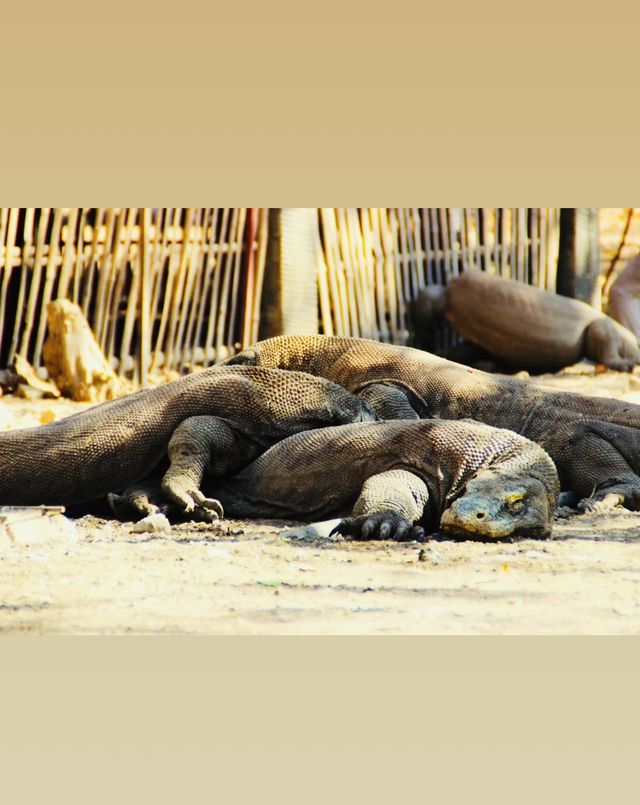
[279,519,344,541]
[130,513,172,535]
[42,299,131,402]
[0,506,79,551]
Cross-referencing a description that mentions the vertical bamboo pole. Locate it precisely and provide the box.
[422,209,435,284]
[240,208,258,347]
[214,208,240,361]
[106,207,138,363]
[439,208,453,282]
[191,208,221,365]
[57,207,79,300]
[20,208,50,357]
[224,207,247,351]
[380,208,403,336]
[203,208,231,364]
[8,209,35,360]
[33,208,63,365]
[71,208,88,304]
[153,208,183,369]
[139,208,152,387]
[0,208,19,359]
[164,208,194,366]
[249,208,268,345]
[517,207,527,284]
[530,209,539,287]
[81,208,105,317]
[410,208,427,289]
[175,208,206,364]
[367,209,390,342]
[94,207,118,348]
[314,209,334,338]
[322,208,348,336]
[548,207,560,291]
[182,207,213,362]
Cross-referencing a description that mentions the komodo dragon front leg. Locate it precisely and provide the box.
[330,469,428,542]
[110,415,264,522]
[161,415,264,518]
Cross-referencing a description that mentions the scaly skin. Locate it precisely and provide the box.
[226,334,640,512]
[414,271,640,372]
[205,420,559,541]
[0,365,373,518]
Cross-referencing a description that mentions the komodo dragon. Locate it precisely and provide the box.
[202,420,559,542]
[607,252,640,341]
[412,270,640,372]
[226,334,640,513]
[0,365,374,518]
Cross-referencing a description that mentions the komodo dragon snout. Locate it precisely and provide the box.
[440,474,553,540]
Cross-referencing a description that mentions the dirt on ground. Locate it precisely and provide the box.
[2,365,640,635]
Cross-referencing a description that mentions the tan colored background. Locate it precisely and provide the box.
[1,0,640,802]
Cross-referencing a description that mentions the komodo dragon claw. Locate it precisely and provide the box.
[167,487,224,519]
[330,512,427,543]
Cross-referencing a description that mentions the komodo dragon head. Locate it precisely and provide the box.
[439,471,556,541]
[245,368,377,433]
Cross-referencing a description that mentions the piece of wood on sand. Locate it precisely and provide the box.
[42,299,131,402]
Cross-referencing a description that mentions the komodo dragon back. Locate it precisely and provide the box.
[0,365,372,507]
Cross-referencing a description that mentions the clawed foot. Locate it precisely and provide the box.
[163,484,224,521]
[108,487,171,521]
[111,478,225,523]
[330,511,426,542]
[577,493,624,514]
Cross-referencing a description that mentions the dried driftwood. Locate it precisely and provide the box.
[42,299,130,402]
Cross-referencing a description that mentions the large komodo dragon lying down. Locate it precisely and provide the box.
[227,334,640,513]
[412,270,640,372]
[201,420,560,542]
[0,365,375,517]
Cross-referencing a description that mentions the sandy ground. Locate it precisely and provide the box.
[2,365,640,635]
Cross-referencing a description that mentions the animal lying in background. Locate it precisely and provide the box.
[227,334,640,513]
[113,420,560,542]
[607,252,640,341]
[0,365,374,519]
[411,270,640,372]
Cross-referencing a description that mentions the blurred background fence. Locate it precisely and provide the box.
[1,207,629,383]
[0,208,268,383]
[316,208,561,344]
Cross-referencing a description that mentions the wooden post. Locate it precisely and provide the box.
[556,208,601,308]
[259,209,320,338]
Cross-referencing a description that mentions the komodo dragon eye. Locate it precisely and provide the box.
[506,494,526,514]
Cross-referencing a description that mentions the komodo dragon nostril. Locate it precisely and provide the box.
[476,512,485,519]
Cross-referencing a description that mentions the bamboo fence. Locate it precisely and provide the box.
[317,208,561,347]
[0,207,564,380]
[0,208,268,384]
